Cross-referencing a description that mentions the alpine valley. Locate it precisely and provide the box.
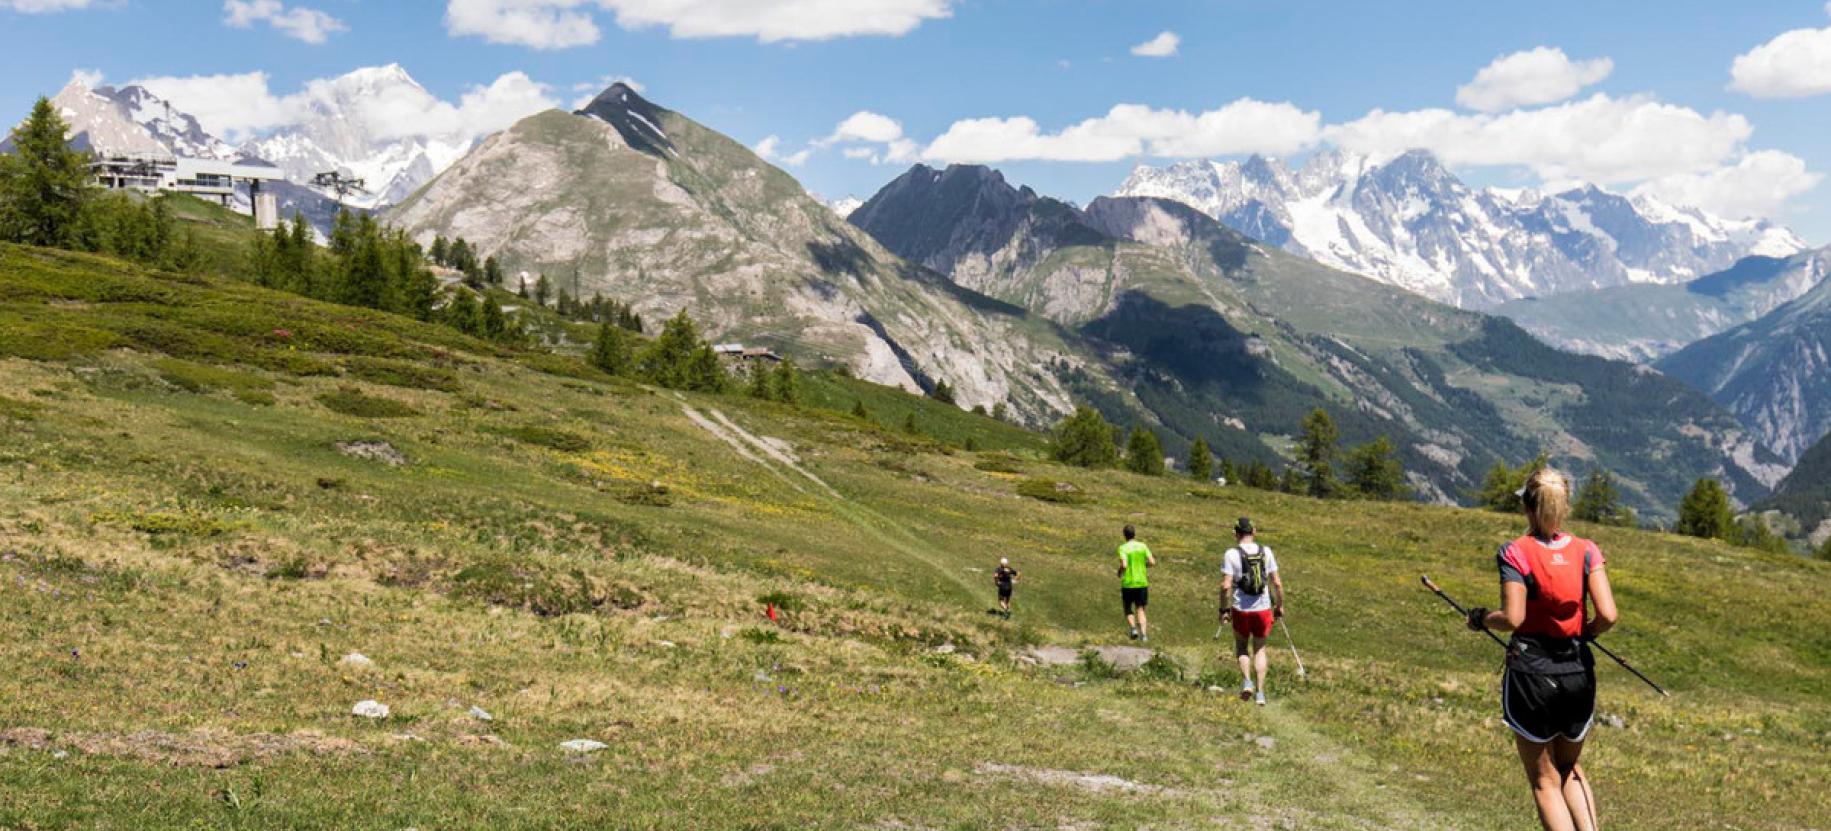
[23,76,1809,516]
[842,162,1784,514]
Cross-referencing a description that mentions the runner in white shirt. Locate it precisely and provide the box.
[1220,517,1284,705]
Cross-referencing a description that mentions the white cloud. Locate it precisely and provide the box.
[0,0,97,11]
[1729,3,1831,98]
[68,68,104,89]
[1325,94,1750,185]
[1455,46,1612,112]
[921,98,1321,164]
[446,0,602,49]
[825,110,904,144]
[131,67,559,144]
[1634,150,1822,219]
[842,146,875,159]
[445,0,953,48]
[130,71,302,138]
[1130,31,1179,58]
[754,135,810,167]
[222,0,346,44]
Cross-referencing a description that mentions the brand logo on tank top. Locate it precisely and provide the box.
[1550,552,1568,566]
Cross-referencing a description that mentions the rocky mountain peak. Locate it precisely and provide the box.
[574,83,674,158]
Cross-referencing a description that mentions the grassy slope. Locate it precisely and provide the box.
[0,244,1826,829]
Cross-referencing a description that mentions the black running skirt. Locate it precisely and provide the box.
[1502,667,1596,743]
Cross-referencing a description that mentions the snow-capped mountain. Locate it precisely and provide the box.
[824,195,864,219]
[93,84,245,161]
[238,65,472,210]
[1116,150,1806,308]
[38,80,171,158]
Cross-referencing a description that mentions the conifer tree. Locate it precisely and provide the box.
[1573,470,1628,525]
[445,290,482,336]
[589,320,631,375]
[1186,438,1214,481]
[748,361,774,400]
[484,255,503,286]
[430,235,449,266]
[0,97,90,247]
[1676,478,1735,541]
[685,345,727,393]
[931,379,956,405]
[1125,427,1165,476]
[1050,407,1119,468]
[851,400,869,420]
[480,295,507,341]
[1345,436,1407,500]
[773,359,800,405]
[534,274,552,307]
[1298,408,1340,498]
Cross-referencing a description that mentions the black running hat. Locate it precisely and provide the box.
[1234,517,1255,536]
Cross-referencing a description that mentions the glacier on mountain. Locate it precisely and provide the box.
[1116,150,1805,308]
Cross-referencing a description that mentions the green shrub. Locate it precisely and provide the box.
[619,481,673,507]
[740,627,783,645]
[0,395,43,421]
[317,387,421,418]
[341,356,462,392]
[1017,477,1088,504]
[92,508,232,537]
[152,358,273,395]
[233,389,276,406]
[517,353,610,382]
[973,454,1024,474]
[501,425,592,452]
[451,558,602,617]
[1135,652,1185,684]
[756,590,806,613]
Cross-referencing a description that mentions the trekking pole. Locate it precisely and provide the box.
[1422,575,1671,697]
[1419,574,1508,648]
[1587,638,1671,698]
[1278,617,1307,679]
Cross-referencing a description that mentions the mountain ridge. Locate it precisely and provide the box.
[1115,151,1804,309]
[852,162,1786,514]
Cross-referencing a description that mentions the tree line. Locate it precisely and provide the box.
[1046,405,1410,501]
[0,98,204,270]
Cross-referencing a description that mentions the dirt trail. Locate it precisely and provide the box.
[679,401,979,599]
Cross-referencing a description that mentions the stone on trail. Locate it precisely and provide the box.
[469,705,493,722]
[339,652,374,668]
[932,643,956,655]
[351,700,390,719]
[1023,645,1156,672]
[1254,735,1277,750]
[1605,713,1626,729]
[559,739,607,753]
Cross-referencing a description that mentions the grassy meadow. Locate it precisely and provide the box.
[0,242,1826,829]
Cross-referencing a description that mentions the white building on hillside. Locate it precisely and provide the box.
[88,153,284,229]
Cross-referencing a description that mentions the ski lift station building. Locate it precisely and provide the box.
[88,153,285,229]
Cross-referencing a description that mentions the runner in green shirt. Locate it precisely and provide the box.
[1116,525,1156,641]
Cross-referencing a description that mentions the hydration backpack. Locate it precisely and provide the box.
[1236,544,1267,596]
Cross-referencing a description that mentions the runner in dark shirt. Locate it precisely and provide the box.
[992,558,1019,619]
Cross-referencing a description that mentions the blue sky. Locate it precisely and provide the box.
[4,0,1830,242]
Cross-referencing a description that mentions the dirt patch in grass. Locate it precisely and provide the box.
[974,762,1177,796]
[318,387,421,418]
[0,726,366,769]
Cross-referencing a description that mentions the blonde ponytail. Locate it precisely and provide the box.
[1523,467,1571,539]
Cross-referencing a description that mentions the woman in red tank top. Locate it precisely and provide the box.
[1468,468,1619,831]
